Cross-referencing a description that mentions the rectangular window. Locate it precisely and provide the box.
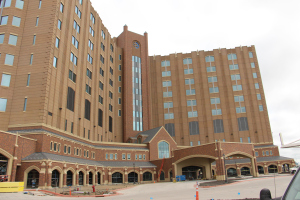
[188,111,198,118]
[88,39,94,50]
[27,74,30,86]
[190,142,193,146]
[110,55,113,63]
[15,0,24,9]
[251,62,255,68]
[236,107,246,113]
[88,130,90,139]
[249,52,253,58]
[208,76,217,83]
[0,16,8,25]
[255,83,259,89]
[36,17,39,26]
[118,64,121,71]
[38,0,42,8]
[232,85,242,91]
[89,26,94,36]
[67,87,75,112]
[23,98,27,111]
[262,151,265,156]
[162,71,171,77]
[212,109,222,115]
[110,67,113,75]
[122,153,126,160]
[98,109,103,127]
[55,37,60,48]
[183,58,192,64]
[228,54,237,60]
[85,99,90,120]
[12,16,21,27]
[266,151,269,156]
[1,74,11,87]
[109,79,113,87]
[86,68,92,79]
[68,70,76,83]
[253,73,257,78]
[184,68,193,74]
[73,20,80,33]
[33,35,36,45]
[72,36,79,49]
[5,54,14,66]
[85,84,91,95]
[100,55,104,64]
[99,67,104,77]
[99,81,103,90]
[57,19,62,30]
[60,3,64,12]
[101,30,105,39]
[64,120,67,131]
[257,94,261,100]
[185,79,195,85]
[109,91,113,99]
[98,95,103,104]
[87,53,93,64]
[198,141,201,145]
[259,105,263,111]
[255,151,259,156]
[0,98,7,112]
[187,100,196,106]
[209,87,219,93]
[231,74,240,80]
[75,6,81,18]
[229,64,239,70]
[30,54,33,65]
[109,116,113,132]
[163,91,172,97]
[0,34,4,44]
[248,137,251,143]
[101,42,105,51]
[234,95,244,102]
[207,66,216,72]
[205,56,215,62]
[8,35,17,45]
[240,138,243,143]
[127,154,131,160]
[210,98,220,104]
[270,150,273,155]
[118,87,121,93]
[186,89,196,95]
[109,104,113,112]
[164,113,174,120]
[70,52,77,66]
[53,56,57,68]
[164,102,173,108]
[118,110,121,116]
[2,0,11,7]
[90,13,95,24]
[118,98,121,104]
[161,60,170,66]
[71,122,73,133]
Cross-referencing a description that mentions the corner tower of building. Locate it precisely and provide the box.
[117,25,152,142]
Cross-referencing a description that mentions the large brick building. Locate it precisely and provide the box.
[0,0,294,188]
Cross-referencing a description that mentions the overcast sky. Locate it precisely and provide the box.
[90,0,300,163]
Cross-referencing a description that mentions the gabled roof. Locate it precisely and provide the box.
[22,152,156,168]
[135,126,163,143]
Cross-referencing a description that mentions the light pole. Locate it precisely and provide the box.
[223,154,228,183]
[133,163,135,184]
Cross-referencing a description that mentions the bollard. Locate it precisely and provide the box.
[196,181,199,200]
[92,185,95,193]
[69,187,71,196]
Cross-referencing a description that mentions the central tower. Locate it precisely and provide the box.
[117,25,152,142]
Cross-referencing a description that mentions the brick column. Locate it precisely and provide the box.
[39,162,46,189]
[47,165,52,188]
[215,157,225,180]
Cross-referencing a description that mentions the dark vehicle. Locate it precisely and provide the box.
[260,167,300,200]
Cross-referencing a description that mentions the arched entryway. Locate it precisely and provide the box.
[97,172,101,184]
[160,171,165,181]
[227,168,237,177]
[88,172,93,185]
[51,170,60,187]
[128,172,138,183]
[268,165,278,173]
[182,166,204,180]
[66,171,73,186]
[112,172,123,183]
[143,172,152,181]
[241,167,251,176]
[0,153,8,176]
[27,169,39,188]
[79,171,84,185]
[258,166,264,174]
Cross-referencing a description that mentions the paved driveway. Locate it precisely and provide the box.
[0,175,293,200]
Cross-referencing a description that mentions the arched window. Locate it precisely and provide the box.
[158,141,170,159]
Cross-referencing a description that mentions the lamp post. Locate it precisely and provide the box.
[223,154,228,183]
[133,163,136,184]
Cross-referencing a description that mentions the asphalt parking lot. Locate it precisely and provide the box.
[0,174,293,200]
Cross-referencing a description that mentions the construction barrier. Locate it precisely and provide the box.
[0,182,24,193]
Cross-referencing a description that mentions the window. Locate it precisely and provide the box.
[110,55,113,63]
[234,95,244,102]
[163,81,171,87]
[185,79,194,85]
[164,113,174,120]
[101,42,105,51]
[27,74,30,86]
[162,71,171,77]
[70,52,78,66]
[109,79,113,87]
[100,54,104,64]
[1,74,11,87]
[53,56,57,68]
[85,99,91,120]
[85,84,91,95]
[64,145,67,154]
[99,95,103,104]
[88,39,93,50]
[249,52,253,58]
[71,122,73,133]
[232,85,242,91]
[64,120,67,131]
[228,53,237,60]
[2,0,11,7]
[187,100,196,106]
[161,60,170,67]
[208,76,217,83]
[0,34,4,44]
[99,81,103,90]
[109,104,113,112]
[257,94,261,100]
[212,109,222,116]
[109,116,113,132]
[262,151,265,156]
[231,74,240,80]
[90,13,95,24]
[23,98,27,111]
[190,142,193,146]
[105,153,108,160]
[238,117,249,131]
[240,138,243,143]
[57,19,62,30]
[213,119,224,133]
[255,83,259,89]
[109,91,113,99]
[60,3,64,13]
[8,34,17,46]
[100,67,104,77]
[236,107,246,113]
[165,123,175,137]
[119,54,122,60]
[158,141,170,159]
[118,110,121,116]
[251,62,255,68]
[183,58,192,65]
[110,67,113,75]
[118,98,121,104]
[207,66,216,72]
[188,111,198,118]
[68,70,76,82]
[86,68,92,79]
[163,91,172,97]
[205,56,215,62]
[253,73,257,78]
[209,87,219,93]
[39,0,42,9]
[118,76,121,82]
[29,54,33,65]
[55,37,60,48]
[186,89,196,95]
[35,17,39,26]
[101,30,105,40]
[5,54,14,66]
[15,0,24,9]
[0,98,7,112]
[79,0,82,5]
[164,102,173,108]
[184,68,193,74]
[72,36,79,49]
[98,109,103,127]
[89,26,94,36]
[229,64,239,70]
[255,151,259,156]
[139,154,142,160]
[73,20,80,33]
[33,35,36,45]
[75,6,81,18]
[88,130,90,140]
[270,150,273,155]
[118,65,121,71]
[12,16,21,27]
[189,121,199,135]
[259,105,263,111]
[122,153,126,160]
[127,154,131,160]
[266,151,269,156]
[87,53,93,64]
[210,98,220,104]
[0,16,8,25]
[67,87,75,112]
[198,141,201,145]
[248,137,251,143]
